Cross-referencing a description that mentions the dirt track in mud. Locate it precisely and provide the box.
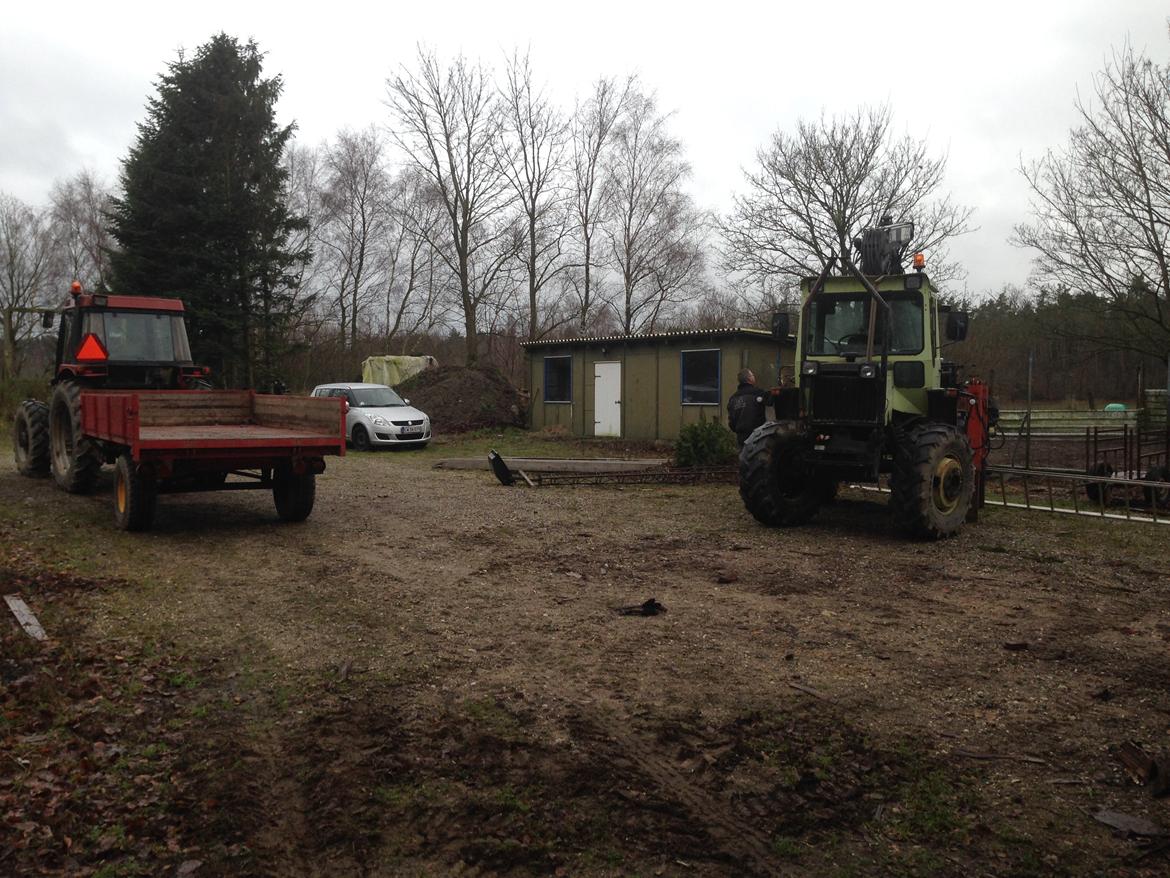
[2,445,1169,876]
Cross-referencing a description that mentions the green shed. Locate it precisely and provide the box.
[522,327,794,441]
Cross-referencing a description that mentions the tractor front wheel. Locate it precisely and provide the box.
[114,453,157,531]
[738,422,824,527]
[273,466,315,522]
[13,400,50,477]
[49,381,102,493]
[890,423,974,539]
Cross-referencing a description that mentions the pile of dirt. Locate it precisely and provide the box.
[397,365,526,433]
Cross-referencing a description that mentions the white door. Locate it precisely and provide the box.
[594,362,622,437]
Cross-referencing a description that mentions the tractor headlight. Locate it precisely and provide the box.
[859,364,877,379]
[801,361,819,376]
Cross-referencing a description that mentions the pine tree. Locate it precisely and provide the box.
[107,33,309,387]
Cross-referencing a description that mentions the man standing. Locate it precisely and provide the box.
[727,368,768,448]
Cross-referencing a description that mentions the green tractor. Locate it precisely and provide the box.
[739,219,994,538]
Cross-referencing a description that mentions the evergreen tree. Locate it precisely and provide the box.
[107,33,309,387]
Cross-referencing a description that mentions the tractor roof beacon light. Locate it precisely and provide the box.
[70,281,82,296]
[913,252,925,272]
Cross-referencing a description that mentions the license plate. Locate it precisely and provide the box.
[400,427,423,436]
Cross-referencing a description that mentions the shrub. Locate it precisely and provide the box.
[674,418,737,467]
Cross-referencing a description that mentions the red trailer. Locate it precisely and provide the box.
[77,390,345,530]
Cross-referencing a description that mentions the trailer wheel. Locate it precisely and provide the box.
[351,425,371,451]
[1143,465,1170,510]
[49,381,102,494]
[13,400,50,477]
[738,421,823,527]
[114,453,157,531]
[273,466,315,522]
[890,423,973,539]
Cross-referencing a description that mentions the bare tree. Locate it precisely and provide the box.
[497,50,570,340]
[381,171,449,349]
[603,90,707,334]
[387,48,513,365]
[565,75,632,332]
[0,194,55,379]
[318,127,391,349]
[49,170,114,291]
[1014,42,1170,358]
[722,105,973,288]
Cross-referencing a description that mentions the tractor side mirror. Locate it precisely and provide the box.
[771,311,791,340]
[41,311,54,329]
[945,310,969,342]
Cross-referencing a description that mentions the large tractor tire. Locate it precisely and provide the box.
[113,453,157,531]
[273,466,315,522]
[890,423,974,539]
[49,381,102,494]
[738,422,824,527]
[13,400,50,477]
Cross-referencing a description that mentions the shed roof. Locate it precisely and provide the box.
[520,326,788,349]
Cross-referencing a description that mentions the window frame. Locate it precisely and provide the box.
[543,355,572,404]
[680,347,722,406]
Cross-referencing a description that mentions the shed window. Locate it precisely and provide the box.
[544,356,572,403]
[681,349,720,405]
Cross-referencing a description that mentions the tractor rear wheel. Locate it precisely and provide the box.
[738,421,824,527]
[273,466,315,522]
[49,381,102,493]
[13,400,50,477]
[114,453,157,531]
[1143,465,1170,510]
[890,423,974,539]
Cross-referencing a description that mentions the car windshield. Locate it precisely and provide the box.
[352,387,405,407]
[82,311,192,363]
[805,292,923,355]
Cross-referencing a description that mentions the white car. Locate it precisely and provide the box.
[311,382,432,450]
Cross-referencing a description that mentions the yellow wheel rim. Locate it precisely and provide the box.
[116,469,127,514]
[932,456,964,515]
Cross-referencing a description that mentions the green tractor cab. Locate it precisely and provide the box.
[740,220,993,538]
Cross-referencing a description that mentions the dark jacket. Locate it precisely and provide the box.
[727,382,767,445]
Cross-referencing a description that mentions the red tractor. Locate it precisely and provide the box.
[12,283,344,530]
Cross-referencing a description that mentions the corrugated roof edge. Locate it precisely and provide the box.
[520,327,789,348]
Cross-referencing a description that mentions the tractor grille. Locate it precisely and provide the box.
[809,373,879,423]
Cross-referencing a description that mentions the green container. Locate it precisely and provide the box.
[1104,403,1127,411]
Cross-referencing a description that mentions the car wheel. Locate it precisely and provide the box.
[352,424,371,451]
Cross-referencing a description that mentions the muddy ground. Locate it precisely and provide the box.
[2,436,1169,877]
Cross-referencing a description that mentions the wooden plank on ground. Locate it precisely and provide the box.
[4,594,47,641]
[434,457,669,473]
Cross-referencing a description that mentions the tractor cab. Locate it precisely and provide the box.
[50,282,210,389]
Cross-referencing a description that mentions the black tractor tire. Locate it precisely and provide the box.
[351,424,371,451]
[738,421,824,527]
[13,400,50,477]
[49,381,102,494]
[1143,465,1170,510]
[273,467,315,522]
[890,423,974,539]
[1085,461,1114,507]
[113,453,157,531]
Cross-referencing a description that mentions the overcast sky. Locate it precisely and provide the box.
[1,0,1164,294]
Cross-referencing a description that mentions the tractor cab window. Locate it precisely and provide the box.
[81,311,193,363]
[806,292,923,356]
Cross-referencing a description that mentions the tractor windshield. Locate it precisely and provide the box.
[82,311,193,363]
[805,292,923,356]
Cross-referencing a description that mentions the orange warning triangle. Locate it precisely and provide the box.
[76,333,108,361]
